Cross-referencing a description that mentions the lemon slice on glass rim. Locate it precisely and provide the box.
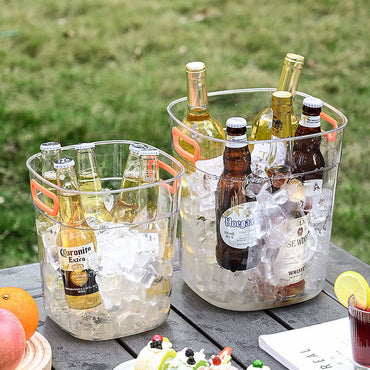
[334,271,370,309]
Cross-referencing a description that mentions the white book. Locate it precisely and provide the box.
[259,318,354,370]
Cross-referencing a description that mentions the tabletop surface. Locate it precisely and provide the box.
[1,242,369,370]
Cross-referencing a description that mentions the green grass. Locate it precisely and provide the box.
[0,0,369,267]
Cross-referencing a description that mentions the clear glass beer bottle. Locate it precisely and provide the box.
[75,142,112,223]
[293,96,325,193]
[40,142,61,209]
[215,117,259,272]
[54,158,102,310]
[111,143,145,223]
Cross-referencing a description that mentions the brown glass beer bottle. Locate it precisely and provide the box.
[293,96,325,193]
[216,117,259,272]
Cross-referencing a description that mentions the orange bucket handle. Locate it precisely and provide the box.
[172,127,200,164]
[30,179,59,217]
[320,112,338,142]
[158,160,179,195]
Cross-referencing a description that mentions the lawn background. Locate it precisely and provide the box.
[0,0,369,268]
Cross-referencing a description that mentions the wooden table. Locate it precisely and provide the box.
[0,242,369,370]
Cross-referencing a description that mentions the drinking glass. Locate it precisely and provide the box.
[348,294,370,369]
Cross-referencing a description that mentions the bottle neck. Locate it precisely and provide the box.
[76,149,102,191]
[223,126,250,175]
[186,71,208,113]
[276,62,303,97]
[56,168,86,225]
[41,150,60,183]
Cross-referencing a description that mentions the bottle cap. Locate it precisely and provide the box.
[129,143,146,155]
[140,147,160,156]
[186,61,206,73]
[40,142,61,152]
[226,117,247,128]
[284,53,305,69]
[272,91,293,105]
[303,96,323,109]
[75,142,95,150]
[54,157,75,169]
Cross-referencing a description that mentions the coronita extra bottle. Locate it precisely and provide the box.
[111,143,145,223]
[215,117,259,272]
[75,142,112,223]
[293,96,325,194]
[265,91,295,192]
[54,158,102,310]
[249,53,304,174]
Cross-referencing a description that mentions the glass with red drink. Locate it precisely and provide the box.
[348,294,370,368]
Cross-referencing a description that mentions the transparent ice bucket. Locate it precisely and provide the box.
[168,88,347,310]
[27,140,184,340]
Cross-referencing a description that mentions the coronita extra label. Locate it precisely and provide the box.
[219,202,257,249]
[58,242,99,296]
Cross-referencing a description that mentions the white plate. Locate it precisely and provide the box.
[113,359,136,370]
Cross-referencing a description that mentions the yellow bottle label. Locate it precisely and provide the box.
[58,242,99,296]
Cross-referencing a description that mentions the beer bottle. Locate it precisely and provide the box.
[265,91,295,192]
[293,96,325,194]
[54,158,102,310]
[249,53,304,174]
[215,117,259,272]
[40,142,61,209]
[137,147,160,220]
[37,142,61,260]
[111,143,145,223]
[75,142,112,223]
[274,183,308,299]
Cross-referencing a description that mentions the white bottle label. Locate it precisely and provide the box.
[219,202,257,249]
[195,155,224,176]
[299,114,321,128]
[278,215,308,284]
[58,242,95,271]
[226,134,247,148]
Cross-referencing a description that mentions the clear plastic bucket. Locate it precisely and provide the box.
[168,88,347,311]
[27,140,184,340]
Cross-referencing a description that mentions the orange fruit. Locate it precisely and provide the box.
[0,287,39,340]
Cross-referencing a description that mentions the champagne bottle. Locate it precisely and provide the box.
[75,142,112,223]
[111,143,145,223]
[176,62,226,186]
[249,53,304,175]
[54,158,102,310]
[215,117,259,272]
[265,91,295,192]
[293,96,325,194]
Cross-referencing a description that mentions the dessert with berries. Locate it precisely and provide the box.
[134,335,176,370]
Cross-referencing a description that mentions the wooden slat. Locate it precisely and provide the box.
[326,243,370,285]
[170,272,287,369]
[33,297,133,370]
[0,263,42,296]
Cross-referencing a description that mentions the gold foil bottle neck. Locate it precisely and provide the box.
[284,53,305,70]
